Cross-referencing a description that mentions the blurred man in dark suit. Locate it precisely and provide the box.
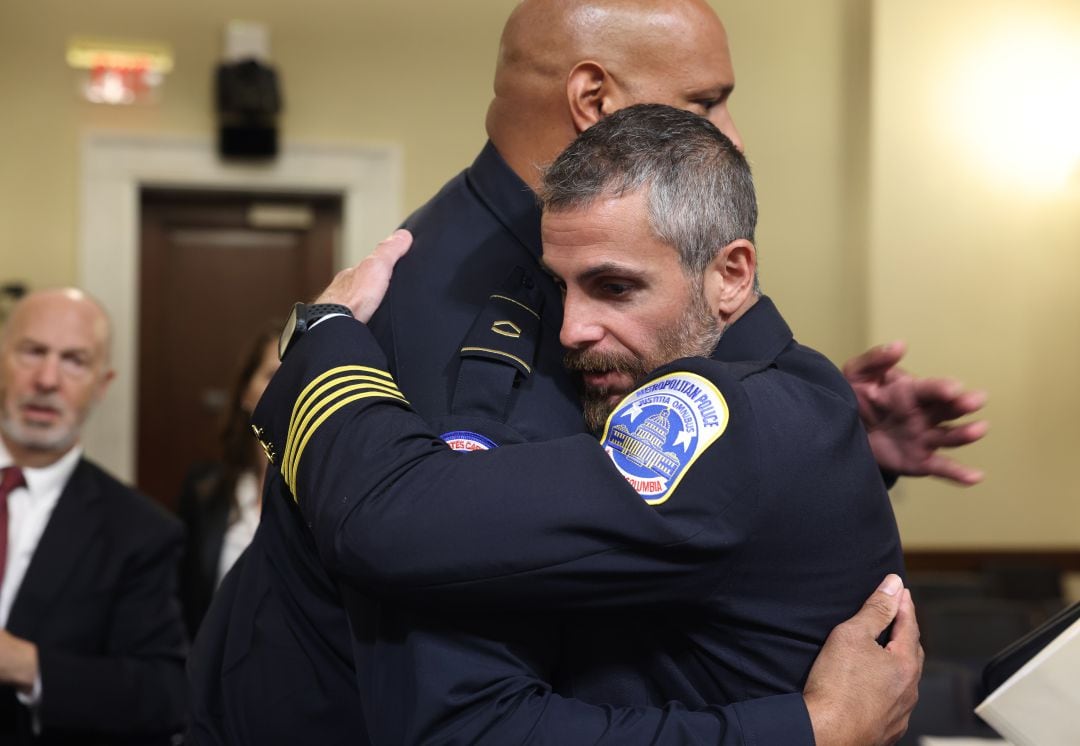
[0,288,186,745]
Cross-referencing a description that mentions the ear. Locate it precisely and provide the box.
[566,61,624,133]
[92,368,116,404]
[702,239,757,323]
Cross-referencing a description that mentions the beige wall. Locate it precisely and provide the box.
[0,0,868,358]
[721,0,873,364]
[871,0,1080,546]
[4,0,1074,548]
[0,0,506,285]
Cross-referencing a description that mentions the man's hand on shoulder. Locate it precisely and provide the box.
[804,575,923,746]
[316,229,413,323]
[843,341,988,486]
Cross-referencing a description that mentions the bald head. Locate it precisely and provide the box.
[487,0,741,189]
[1,289,111,355]
[0,288,114,467]
[494,0,721,90]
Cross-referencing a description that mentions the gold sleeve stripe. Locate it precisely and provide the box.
[287,369,401,466]
[285,373,403,472]
[286,390,404,496]
[283,381,404,483]
[281,365,401,484]
[283,378,404,487]
[284,377,404,476]
[489,294,540,320]
[284,382,403,492]
[283,380,405,488]
[286,364,395,440]
[459,346,532,374]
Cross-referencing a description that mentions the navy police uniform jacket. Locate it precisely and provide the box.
[252,146,902,745]
[561,296,905,709]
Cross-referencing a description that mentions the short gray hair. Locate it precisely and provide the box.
[540,104,757,278]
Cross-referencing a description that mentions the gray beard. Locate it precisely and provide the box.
[0,410,79,455]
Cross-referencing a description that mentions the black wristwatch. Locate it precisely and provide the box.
[278,302,353,360]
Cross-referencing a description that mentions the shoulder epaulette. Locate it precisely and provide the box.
[450,266,544,422]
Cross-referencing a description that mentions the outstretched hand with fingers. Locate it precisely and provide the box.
[843,341,988,486]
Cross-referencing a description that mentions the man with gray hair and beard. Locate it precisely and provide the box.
[255,104,918,745]
[0,289,186,745]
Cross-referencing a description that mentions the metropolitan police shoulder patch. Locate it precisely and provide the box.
[599,372,729,505]
[441,430,499,452]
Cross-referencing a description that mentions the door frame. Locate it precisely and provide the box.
[79,133,402,482]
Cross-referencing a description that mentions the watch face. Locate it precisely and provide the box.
[279,303,301,360]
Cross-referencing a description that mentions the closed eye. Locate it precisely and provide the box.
[690,85,733,114]
[596,280,637,299]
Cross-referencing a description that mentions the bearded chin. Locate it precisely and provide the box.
[567,292,723,436]
[564,353,648,435]
[581,389,618,435]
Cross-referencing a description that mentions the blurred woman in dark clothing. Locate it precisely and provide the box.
[177,325,280,636]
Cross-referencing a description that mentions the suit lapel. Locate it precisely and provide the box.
[7,460,104,639]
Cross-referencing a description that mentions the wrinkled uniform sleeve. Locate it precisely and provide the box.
[406,684,812,746]
[256,317,756,611]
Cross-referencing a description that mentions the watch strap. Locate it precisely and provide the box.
[280,302,354,360]
[305,303,354,322]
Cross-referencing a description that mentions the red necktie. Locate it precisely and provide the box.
[0,466,27,589]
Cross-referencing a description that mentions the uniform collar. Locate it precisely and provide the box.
[465,141,543,261]
[711,295,794,364]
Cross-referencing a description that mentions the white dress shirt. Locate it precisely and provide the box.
[0,440,81,627]
[216,469,261,586]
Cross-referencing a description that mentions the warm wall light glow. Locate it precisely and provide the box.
[66,39,173,74]
[944,20,1080,192]
[66,38,173,106]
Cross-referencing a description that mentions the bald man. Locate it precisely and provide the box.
[385,0,984,482]
[0,290,187,745]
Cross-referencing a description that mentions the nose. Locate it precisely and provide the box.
[559,292,605,350]
[711,107,744,153]
[33,353,62,391]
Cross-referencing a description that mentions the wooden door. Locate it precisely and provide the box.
[137,190,340,507]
